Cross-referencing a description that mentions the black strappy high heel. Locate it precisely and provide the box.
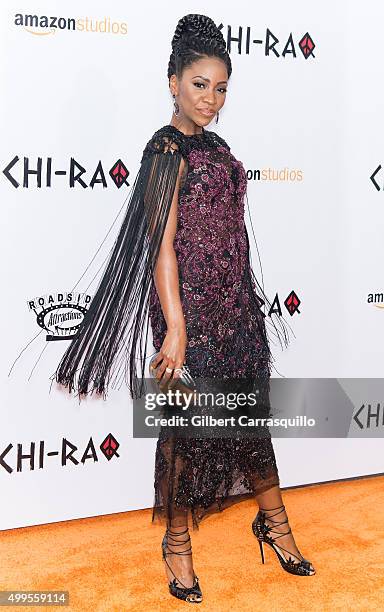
[252,504,315,576]
[161,526,203,603]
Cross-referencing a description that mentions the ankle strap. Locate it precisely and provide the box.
[164,527,192,556]
[259,505,285,518]
[258,504,291,538]
[166,526,189,535]
[259,504,285,512]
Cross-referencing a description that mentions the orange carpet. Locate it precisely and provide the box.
[1,475,383,611]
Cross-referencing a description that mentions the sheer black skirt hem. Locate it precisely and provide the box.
[151,448,280,531]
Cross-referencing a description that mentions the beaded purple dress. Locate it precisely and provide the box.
[148,125,289,529]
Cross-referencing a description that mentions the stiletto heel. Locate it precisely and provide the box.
[161,526,203,603]
[252,504,315,576]
[258,539,265,564]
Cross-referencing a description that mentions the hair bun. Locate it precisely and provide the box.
[172,14,225,50]
[167,13,232,80]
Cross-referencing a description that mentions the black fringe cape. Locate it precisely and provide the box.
[54,128,183,400]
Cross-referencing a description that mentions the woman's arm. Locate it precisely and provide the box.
[150,157,187,384]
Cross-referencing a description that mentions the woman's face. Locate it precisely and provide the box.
[170,56,228,128]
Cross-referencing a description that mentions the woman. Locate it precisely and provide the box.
[54,13,315,605]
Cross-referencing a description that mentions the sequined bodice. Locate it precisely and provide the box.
[172,128,249,309]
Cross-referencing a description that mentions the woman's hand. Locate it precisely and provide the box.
[151,323,187,385]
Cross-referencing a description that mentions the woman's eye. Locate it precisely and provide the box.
[193,83,227,93]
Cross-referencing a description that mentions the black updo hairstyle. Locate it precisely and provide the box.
[168,14,232,81]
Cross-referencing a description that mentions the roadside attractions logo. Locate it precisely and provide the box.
[28,292,92,341]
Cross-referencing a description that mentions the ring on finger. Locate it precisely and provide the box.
[165,367,173,373]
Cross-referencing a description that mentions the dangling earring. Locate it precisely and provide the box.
[215,111,220,124]
[173,94,179,117]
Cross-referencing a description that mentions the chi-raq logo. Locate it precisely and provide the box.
[28,291,92,341]
[3,156,130,189]
[0,433,120,474]
[370,165,384,191]
[218,24,315,59]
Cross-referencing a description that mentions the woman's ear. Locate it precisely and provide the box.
[169,74,178,97]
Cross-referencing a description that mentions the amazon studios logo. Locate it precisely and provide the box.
[218,23,315,59]
[14,13,128,36]
[3,156,130,189]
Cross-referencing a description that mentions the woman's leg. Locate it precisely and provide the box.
[157,437,201,596]
[255,484,315,573]
[162,508,198,591]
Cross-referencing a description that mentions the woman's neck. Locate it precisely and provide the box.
[169,116,203,136]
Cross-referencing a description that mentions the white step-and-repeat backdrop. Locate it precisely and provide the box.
[1,1,383,530]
